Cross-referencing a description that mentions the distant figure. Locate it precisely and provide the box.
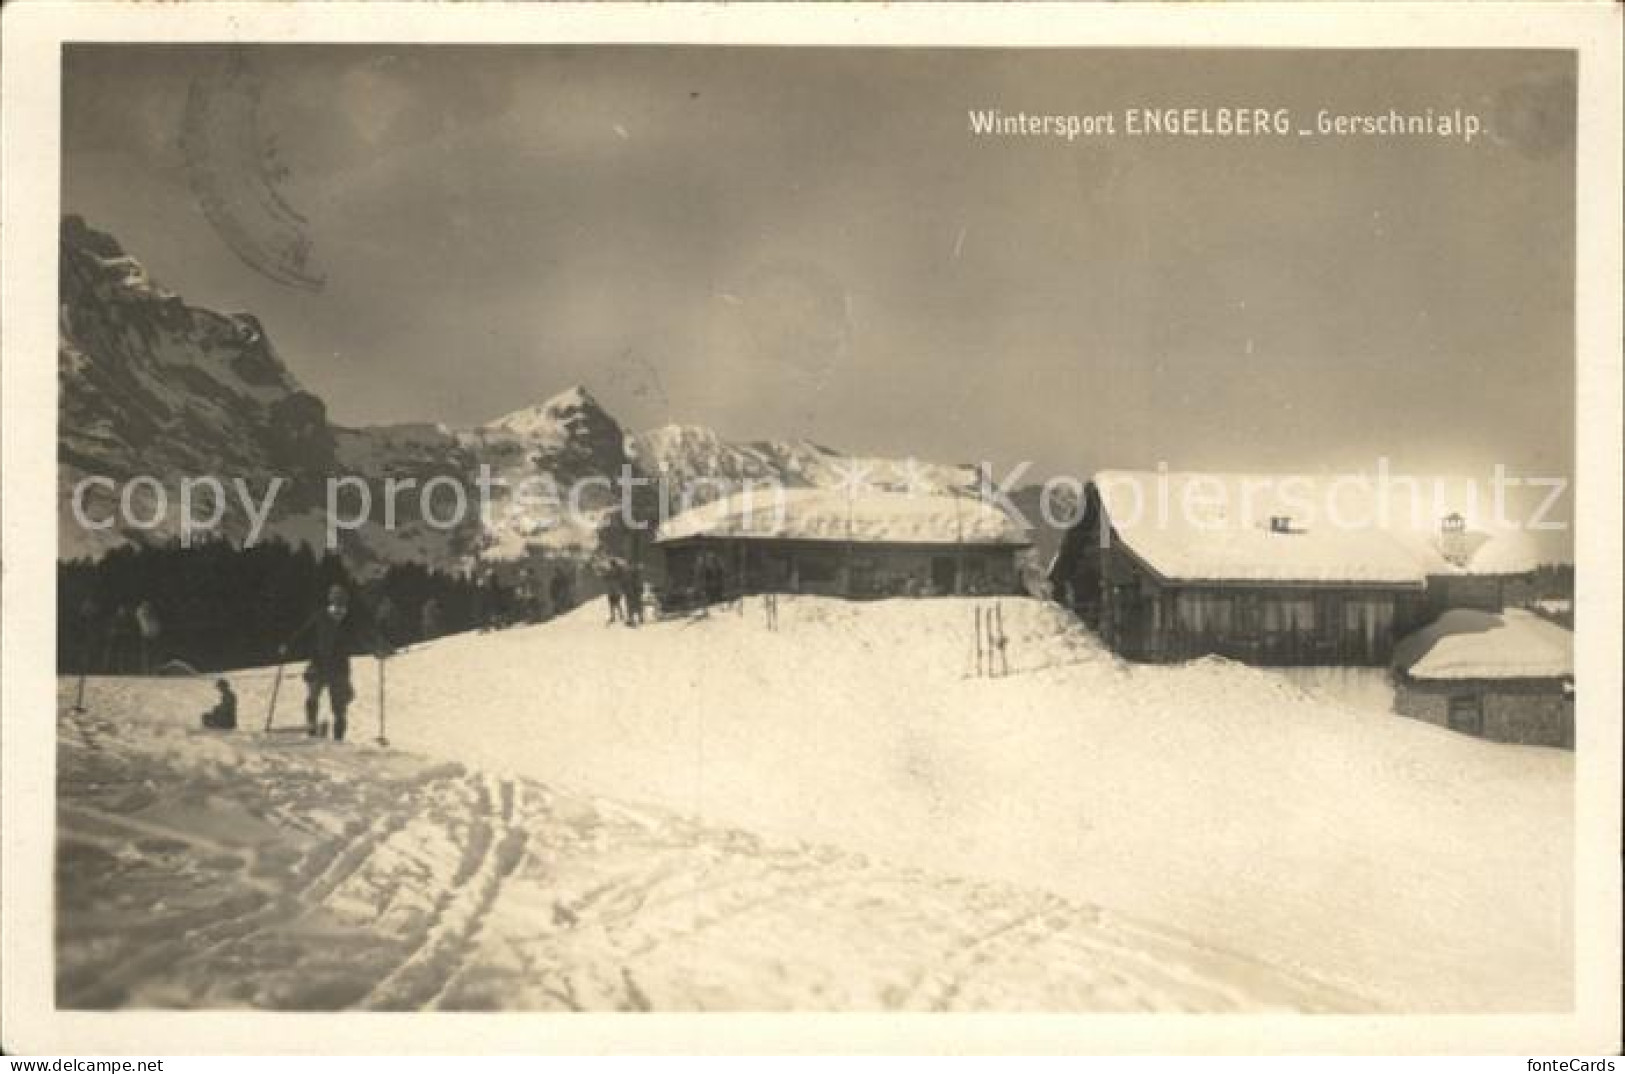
[420,597,443,641]
[281,584,390,743]
[550,570,572,617]
[605,563,625,624]
[482,570,506,631]
[624,566,645,627]
[471,571,489,632]
[200,678,237,731]
[516,566,538,624]
[134,600,162,675]
[107,605,137,674]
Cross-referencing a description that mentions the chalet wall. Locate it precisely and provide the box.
[663,538,1021,600]
[1394,678,1573,749]
[1072,538,1416,665]
[1428,574,1505,615]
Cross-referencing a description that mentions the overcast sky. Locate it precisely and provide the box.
[63,46,1575,498]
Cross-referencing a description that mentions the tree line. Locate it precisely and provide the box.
[57,537,518,674]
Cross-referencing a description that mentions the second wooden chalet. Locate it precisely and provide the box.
[1047,470,1541,666]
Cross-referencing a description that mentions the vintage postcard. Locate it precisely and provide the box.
[2,1,1620,1057]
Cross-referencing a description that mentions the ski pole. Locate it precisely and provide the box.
[974,606,983,678]
[264,660,285,733]
[376,655,389,747]
[996,602,1010,677]
[72,647,89,714]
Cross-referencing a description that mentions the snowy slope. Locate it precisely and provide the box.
[57,680,1352,1012]
[58,597,1571,1011]
[348,597,1566,1012]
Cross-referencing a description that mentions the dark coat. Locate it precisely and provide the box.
[202,691,238,730]
[290,606,386,680]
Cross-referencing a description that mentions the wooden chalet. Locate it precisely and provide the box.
[655,487,1031,601]
[1048,471,1541,667]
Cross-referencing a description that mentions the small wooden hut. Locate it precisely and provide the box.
[1391,608,1574,748]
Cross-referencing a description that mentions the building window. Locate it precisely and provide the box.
[1237,594,1261,633]
[1343,599,1394,646]
[1262,597,1316,633]
[1447,693,1484,735]
[1176,592,1234,635]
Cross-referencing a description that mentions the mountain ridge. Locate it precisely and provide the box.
[59,217,1060,575]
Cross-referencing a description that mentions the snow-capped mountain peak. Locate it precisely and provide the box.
[486,385,608,441]
[58,220,1067,574]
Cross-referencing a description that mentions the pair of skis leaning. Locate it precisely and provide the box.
[974,602,1011,678]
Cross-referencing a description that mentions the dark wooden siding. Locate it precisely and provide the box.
[1049,488,1425,666]
[662,537,1023,601]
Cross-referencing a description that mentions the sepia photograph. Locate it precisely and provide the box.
[2,1,1621,1059]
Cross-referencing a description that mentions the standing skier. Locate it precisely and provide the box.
[280,583,391,743]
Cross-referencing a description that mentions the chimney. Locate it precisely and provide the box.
[1440,512,1469,567]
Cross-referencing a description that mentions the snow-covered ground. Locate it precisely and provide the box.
[57,597,1572,1012]
[57,685,1345,1012]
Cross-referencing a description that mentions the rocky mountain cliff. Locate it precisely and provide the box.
[58,216,484,568]
[59,218,1062,576]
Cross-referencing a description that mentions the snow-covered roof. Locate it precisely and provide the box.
[1091,471,1431,586]
[1394,609,1573,681]
[655,488,1031,546]
[1090,470,1552,586]
[1461,530,1544,576]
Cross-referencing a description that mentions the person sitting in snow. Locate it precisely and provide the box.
[200,678,237,731]
[280,583,391,743]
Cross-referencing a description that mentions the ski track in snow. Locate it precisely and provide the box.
[56,691,1353,1012]
[55,596,1571,1012]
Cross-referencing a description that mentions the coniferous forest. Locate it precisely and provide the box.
[56,538,508,674]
